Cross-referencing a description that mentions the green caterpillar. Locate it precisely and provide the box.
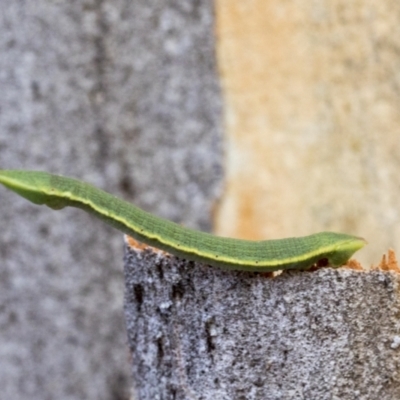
[0,170,365,272]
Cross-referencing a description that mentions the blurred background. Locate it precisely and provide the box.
[1,1,399,399]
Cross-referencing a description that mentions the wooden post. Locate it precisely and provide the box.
[124,238,400,399]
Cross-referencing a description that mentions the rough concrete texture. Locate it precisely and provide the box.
[0,1,222,399]
[214,0,400,266]
[124,242,400,400]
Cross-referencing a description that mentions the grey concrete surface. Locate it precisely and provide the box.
[124,243,400,400]
[0,1,222,399]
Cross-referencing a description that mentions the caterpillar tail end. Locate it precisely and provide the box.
[0,170,53,206]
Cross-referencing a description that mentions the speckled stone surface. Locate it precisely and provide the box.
[124,243,400,400]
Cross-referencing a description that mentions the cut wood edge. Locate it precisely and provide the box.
[124,235,168,256]
[371,249,400,273]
